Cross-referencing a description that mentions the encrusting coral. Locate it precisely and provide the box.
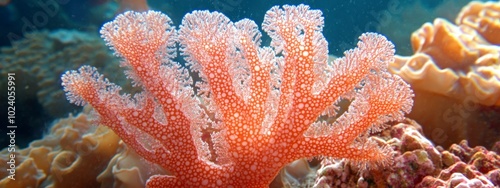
[314,119,500,187]
[61,4,413,187]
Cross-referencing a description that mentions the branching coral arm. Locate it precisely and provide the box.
[234,19,275,132]
[317,33,395,104]
[179,11,272,153]
[262,5,327,140]
[61,66,169,165]
[296,72,414,169]
[64,11,215,176]
[99,11,204,168]
[179,11,246,117]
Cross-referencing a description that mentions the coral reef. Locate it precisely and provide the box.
[0,107,121,187]
[314,119,500,187]
[0,29,123,118]
[389,1,500,148]
[61,4,413,187]
[0,107,169,188]
[2,2,499,188]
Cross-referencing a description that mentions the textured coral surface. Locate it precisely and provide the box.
[315,119,500,187]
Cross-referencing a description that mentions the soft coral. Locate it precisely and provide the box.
[61,4,413,187]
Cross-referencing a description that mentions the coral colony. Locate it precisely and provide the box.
[61,4,413,187]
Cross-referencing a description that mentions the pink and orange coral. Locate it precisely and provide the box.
[61,4,413,187]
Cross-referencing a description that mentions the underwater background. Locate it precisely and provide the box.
[0,0,499,187]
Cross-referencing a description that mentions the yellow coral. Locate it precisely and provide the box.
[0,109,121,187]
[389,1,500,148]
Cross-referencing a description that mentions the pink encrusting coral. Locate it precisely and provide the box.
[61,4,414,187]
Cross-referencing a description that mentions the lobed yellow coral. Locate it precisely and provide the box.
[0,108,121,187]
[389,1,500,148]
[390,10,500,106]
[456,1,500,45]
